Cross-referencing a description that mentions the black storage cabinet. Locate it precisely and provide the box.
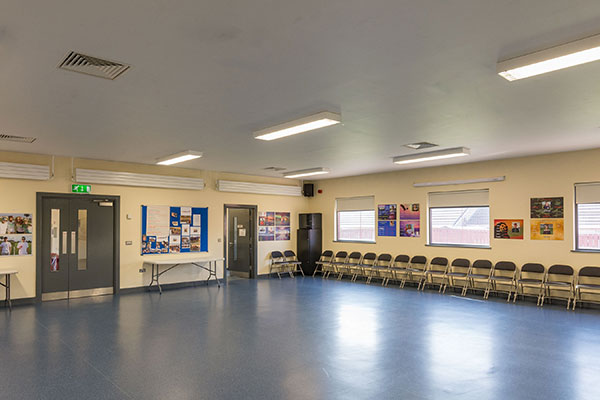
[297,213,322,275]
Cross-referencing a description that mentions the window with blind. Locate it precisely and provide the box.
[428,189,490,247]
[335,196,375,242]
[575,183,600,250]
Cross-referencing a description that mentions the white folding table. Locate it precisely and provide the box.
[143,257,224,294]
[0,269,18,310]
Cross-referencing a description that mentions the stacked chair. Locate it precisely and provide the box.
[484,261,517,302]
[270,250,600,311]
[514,263,545,305]
[312,250,333,277]
[442,258,470,294]
[542,264,574,309]
[423,257,449,292]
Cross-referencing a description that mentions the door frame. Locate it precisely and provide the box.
[35,192,121,301]
[223,204,257,279]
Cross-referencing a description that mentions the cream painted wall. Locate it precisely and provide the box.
[307,148,600,271]
[0,151,309,300]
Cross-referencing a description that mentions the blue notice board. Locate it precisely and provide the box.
[141,205,208,255]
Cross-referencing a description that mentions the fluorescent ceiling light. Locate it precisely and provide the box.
[156,150,203,166]
[413,176,505,188]
[393,147,470,165]
[498,33,600,81]
[254,111,341,141]
[284,167,330,179]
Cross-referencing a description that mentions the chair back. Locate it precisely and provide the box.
[577,266,600,287]
[520,263,545,281]
[361,252,377,267]
[493,261,517,279]
[346,252,362,265]
[429,257,449,274]
[284,250,297,260]
[393,254,410,269]
[547,264,574,284]
[449,258,470,275]
[471,259,493,277]
[376,253,392,268]
[319,250,334,263]
[410,255,428,272]
[271,251,284,260]
[333,251,348,263]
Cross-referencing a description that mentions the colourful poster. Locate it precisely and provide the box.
[0,213,33,257]
[531,197,564,219]
[378,220,396,236]
[400,220,420,238]
[399,204,420,237]
[142,205,208,254]
[494,219,524,239]
[531,219,564,240]
[259,226,275,241]
[377,204,397,221]
[275,212,290,226]
[259,212,275,226]
[275,226,291,241]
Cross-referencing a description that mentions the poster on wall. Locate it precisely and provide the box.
[275,212,290,226]
[0,213,33,256]
[378,220,397,237]
[276,227,291,241]
[399,204,420,237]
[141,205,208,255]
[494,219,524,239]
[377,204,397,221]
[377,204,397,236]
[259,212,275,226]
[531,197,564,219]
[531,219,564,240]
[259,226,275,241]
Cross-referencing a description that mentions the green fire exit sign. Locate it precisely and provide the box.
[72,184,91,193]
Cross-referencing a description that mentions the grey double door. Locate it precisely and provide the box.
[41,196,114,300]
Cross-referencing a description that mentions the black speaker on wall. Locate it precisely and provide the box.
[303,183,314,197]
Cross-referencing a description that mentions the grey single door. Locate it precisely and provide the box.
[227,208,253,278]
[41,197,114,300]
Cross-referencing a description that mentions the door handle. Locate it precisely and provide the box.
[71,231,76,254]
[62,231,68,254]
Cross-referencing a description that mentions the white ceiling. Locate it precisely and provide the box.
[3,1,600,179]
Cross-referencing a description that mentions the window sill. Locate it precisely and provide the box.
[334,240,376,244]
[426,244,491,249]
[571,249,600,253]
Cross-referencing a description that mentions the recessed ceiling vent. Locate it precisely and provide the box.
[404,142,438,150]
[58,51,131,80]
[0,134,36,143]
[263,166,287,171]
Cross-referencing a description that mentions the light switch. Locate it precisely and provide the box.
[125,241,133,246]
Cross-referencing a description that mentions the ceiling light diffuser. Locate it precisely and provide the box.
[156,150,203,166]
[498,33,600,81]
[284,167,330,179]
[393,147,470,165]
[254,111,341,141]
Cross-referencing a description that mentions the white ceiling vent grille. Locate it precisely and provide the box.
[217,180,302,196]
[0,134,36,143]
[404,142,438,150]
[0,161,50,180]
[58,51,131,80]
[75,169,204,190]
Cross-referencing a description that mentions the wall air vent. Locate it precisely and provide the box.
[404,142,438,150]
[0,134,37,143]
[217,180,302,196]
[58,51,131,80]
[75,168,204,190]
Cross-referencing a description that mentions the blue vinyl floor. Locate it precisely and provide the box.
[1,277,600,400]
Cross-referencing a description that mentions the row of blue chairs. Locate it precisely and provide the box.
[309,250,600,310]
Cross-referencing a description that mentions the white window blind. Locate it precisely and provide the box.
[576,183,600,204]
[336,196,375,242]
[576,183,600,250]
[429,189,489,208]
[336,196,374,211]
